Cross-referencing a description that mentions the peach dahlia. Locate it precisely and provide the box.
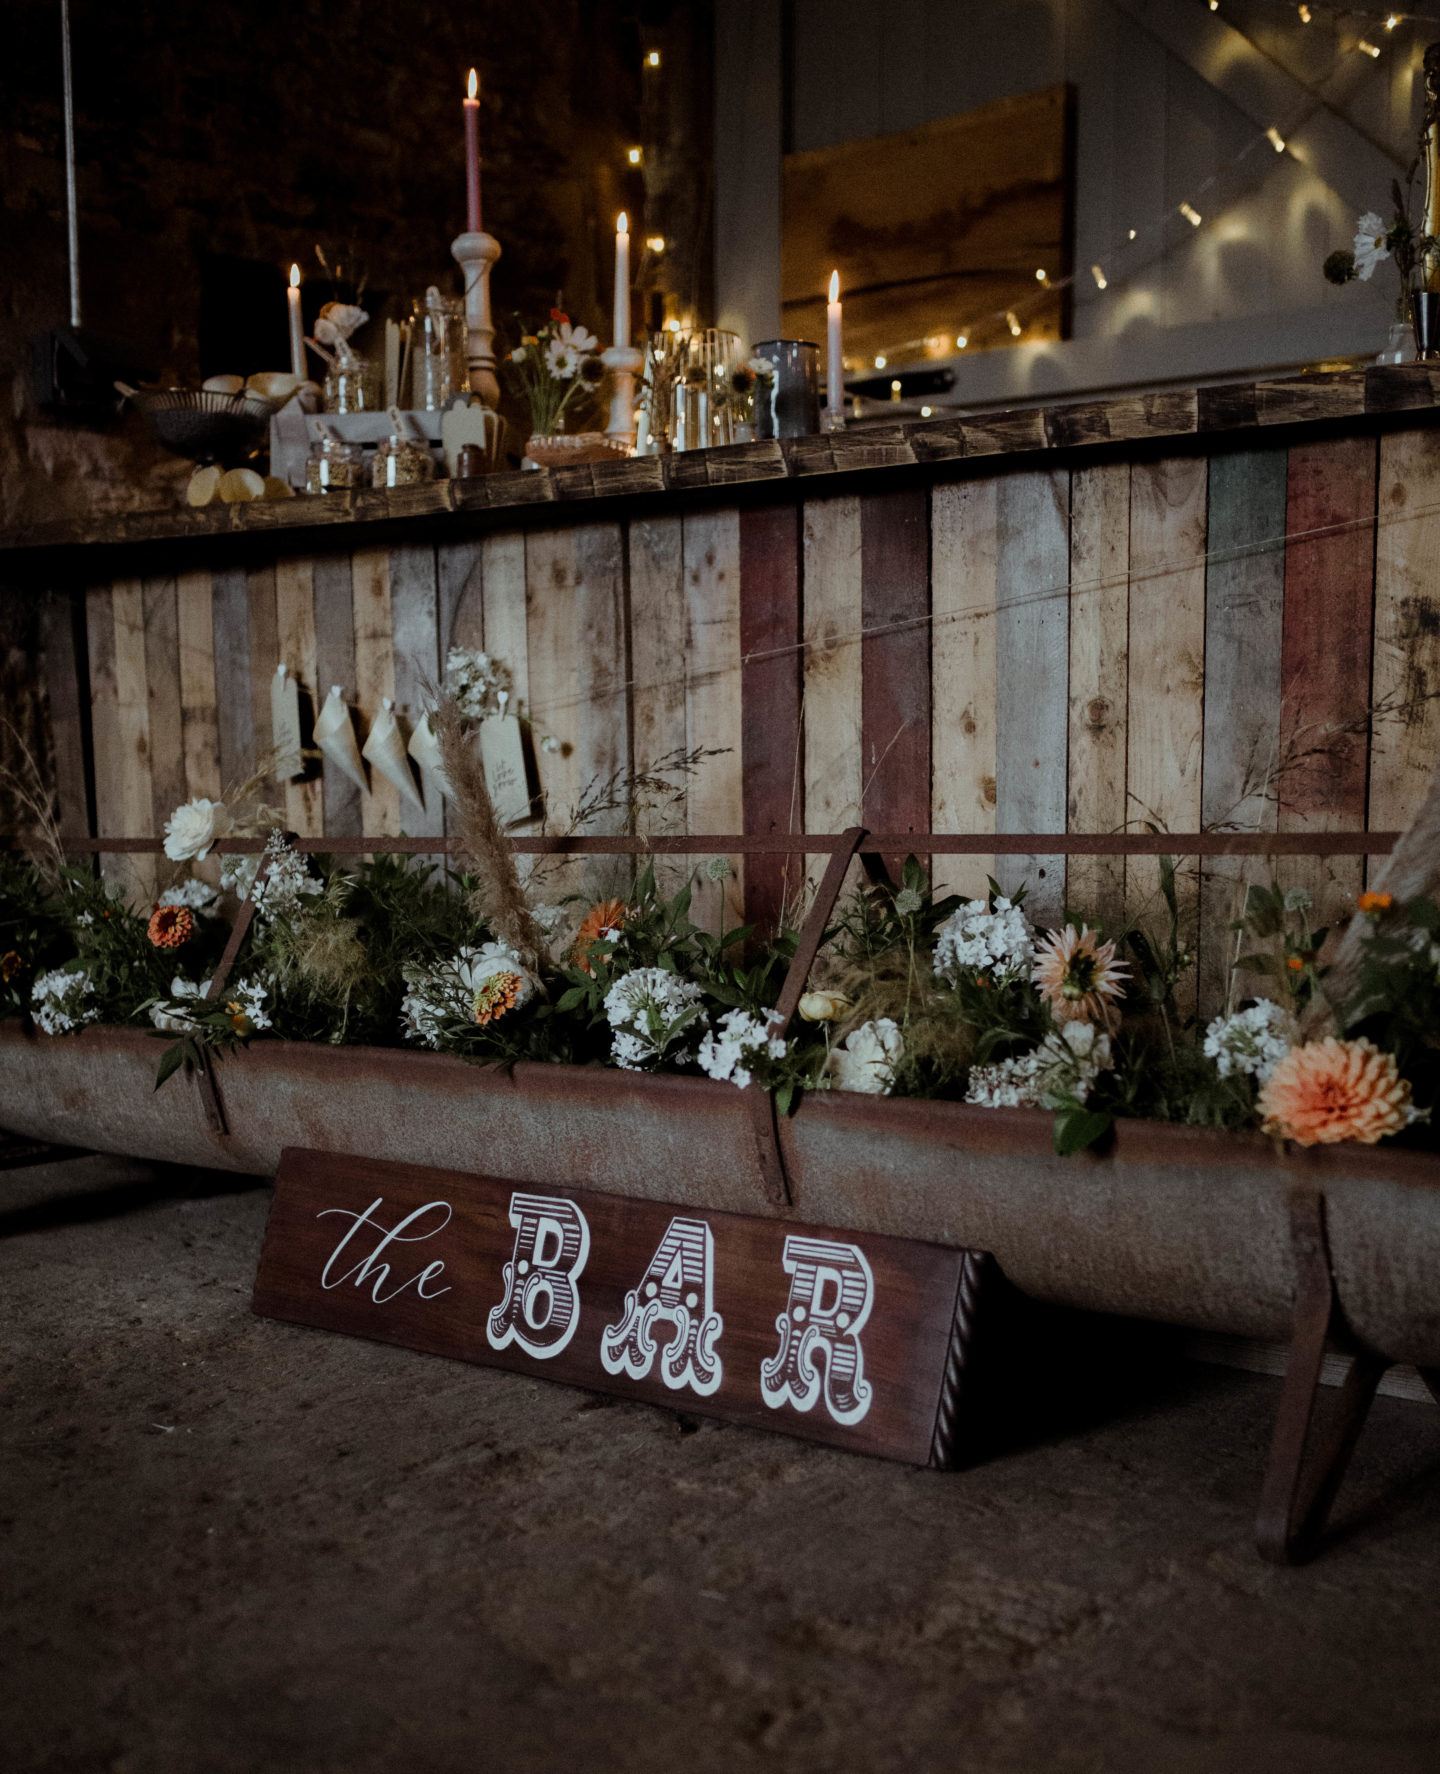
[1258,1036,1412,1147]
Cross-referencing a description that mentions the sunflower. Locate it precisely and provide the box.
[1032,924,1128,1026]
[1258,1037,1412,1147]
[573,898,626,974]
[473,971,525,1026]
[147,904,194,949]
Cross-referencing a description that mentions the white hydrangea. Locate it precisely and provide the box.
[221,832,323,920]
[150,974,273,1035]
[400,942,535,1048]
[827,1018,904,1095]
[445,646,514,720]
[158,878,220,914]
[933,895,1035,983]
[966,1021,1114,1110]
[698,1009,786,1089]
[30,966,98,1036]
[1203,999,1295,1084]
[603,966,708,1070]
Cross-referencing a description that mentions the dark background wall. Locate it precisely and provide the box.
[0,0,650,530]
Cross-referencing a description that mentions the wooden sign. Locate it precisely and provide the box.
[253,1148,987,1467]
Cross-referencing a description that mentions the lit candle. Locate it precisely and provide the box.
[286,264,305,379]
[463,68,481,233]
[613,212,630,348]
[826,269,843,415]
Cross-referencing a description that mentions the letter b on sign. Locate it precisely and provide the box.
[487,1193,591,1360]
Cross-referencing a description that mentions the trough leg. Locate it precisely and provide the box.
[1423,1370,1440,1408]
[1256,1188,1389,1565]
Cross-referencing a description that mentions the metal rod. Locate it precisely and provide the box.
[61,0,81,328]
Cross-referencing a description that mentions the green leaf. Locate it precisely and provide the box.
[555,986,588,1012]
[1053,1107,1112,1156]
[153,1041,189,1092]
[775,1081,794,1118]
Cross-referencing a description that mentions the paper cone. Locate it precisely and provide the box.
[314,686,368,796]
[363,697,426,816]
[407,711,453,802]
[271,664,304,781]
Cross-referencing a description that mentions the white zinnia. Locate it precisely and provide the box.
[698,1009,786,1089]
[163,797,231,862]
[827,1018,903,1095]
[1352,212,1390,282]
[933,895,1035,983]
[1203,999,1295,1084]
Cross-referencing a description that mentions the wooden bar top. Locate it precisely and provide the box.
[6,362,1440,561]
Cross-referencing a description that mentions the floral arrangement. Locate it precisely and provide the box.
[1323,166,1434,320]
[505,309,605,437]
[2,798,1436,1157]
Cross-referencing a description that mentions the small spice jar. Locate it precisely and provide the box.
[304,436,365,495]
[371,434,436,489]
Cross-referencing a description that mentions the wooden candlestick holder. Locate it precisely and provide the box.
[451,229,502,408]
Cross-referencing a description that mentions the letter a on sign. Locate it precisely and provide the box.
[600,1216,723,1396]
[487,1193,590,1360]
[760,1235,874,1426]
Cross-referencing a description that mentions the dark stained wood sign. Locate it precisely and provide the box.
[253,1148,987,1467]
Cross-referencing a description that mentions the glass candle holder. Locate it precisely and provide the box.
[750,339,821,438]
[673,328,743,451]
[408,290,468,411]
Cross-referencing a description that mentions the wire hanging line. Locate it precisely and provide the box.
[849,0,1426,377]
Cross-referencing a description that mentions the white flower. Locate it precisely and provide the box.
[313,303,369,346]
[221,832,322,920]
[603,966,708,1070]
[827,1018,903,1095]
[150,973,272,1035]
[445,646,513,720]
[158,878,219,914]
[965,1020,1113,1110]
[934,895,1035,983]
[698,1009,785,1089]
[30,966,98,1036]
[400,942,536,1048]
[704,857,732,882]
[163,797,231,862]
[797,990,850,1023]
[544,321,598,380]
[1353,213,1390,282]
[1203,999,1295,1084]
[150,974,204,1033]
[747,356,776,380]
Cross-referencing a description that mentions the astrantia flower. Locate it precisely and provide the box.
[933,895,1035,983]
[573,899,626,973]
[1203,1000,1295,1084]
[966,1021,1113,1110]
[163,797,231,862]
[698,1009,785,1089]
[1032,924,1128,1026]
[603,967,708,1070]
[30,966,97,1036]
[827,1018,903,1095]
[1259,1036,1415,1146]
[147,904,194,949]
[1352,213,1390,282]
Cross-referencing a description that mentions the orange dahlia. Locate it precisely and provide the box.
[1258,1037,1412,1147]
[473,971,524,1026]
[147,904,194,949]
[1032,924,1128,1026]
[1,950,22,983]
[573,898,626,973]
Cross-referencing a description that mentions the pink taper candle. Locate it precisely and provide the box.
[463,68,481,233]
[826,269,843,414]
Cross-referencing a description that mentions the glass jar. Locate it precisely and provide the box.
[322,348,380,414]
[409,288,468,410]
[750,339,821,438]
[371,435,436,489]
[305,436,365,494]
[673,328,743,451]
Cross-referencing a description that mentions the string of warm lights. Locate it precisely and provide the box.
[852,0,1427,388]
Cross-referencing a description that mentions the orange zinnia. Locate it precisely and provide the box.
[573,898,626,974]
[1,950,21,982]
[1358,890,1393,914]
[473,971,523,1026]
[1032,924,1128,1027]
[147,904,194,949]
[1258,1037,1412,1147]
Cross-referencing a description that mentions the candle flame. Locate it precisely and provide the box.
[828,270,839,303]
[290,263,301,288]
[617,211,628,234]
[467,67,478,99]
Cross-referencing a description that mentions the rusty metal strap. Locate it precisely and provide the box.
[192,842,283,1136]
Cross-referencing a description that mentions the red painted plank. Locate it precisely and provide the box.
[861,487,930,881]
[739,503,803,938]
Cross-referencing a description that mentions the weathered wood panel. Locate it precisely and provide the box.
[311,553,361,838]
[175,570,220,811]
[860,487,930,882]
[85,585,124,892]
[209,565,254,797]
[388,542,442,839]
[1372,428,1440,847]
[629,515,689,881]
[111,579,157,903]
[574,523,631,904]
[274,556,324,840]
[351,547,400,838]
[141,575,186,861]
[36,585,90,842]
[245,564,280,806]
[931,479,997,905]
[740,503,803,938]
[801,495,863,902]
[684,509,744,935]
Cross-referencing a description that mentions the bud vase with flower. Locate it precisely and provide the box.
[505,309,626,466]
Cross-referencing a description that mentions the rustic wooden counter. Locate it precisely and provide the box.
[5,363,1439,1013]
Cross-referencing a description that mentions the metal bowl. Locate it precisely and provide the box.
[121,386,288,465]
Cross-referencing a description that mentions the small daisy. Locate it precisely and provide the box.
[1032,924,1128,1027]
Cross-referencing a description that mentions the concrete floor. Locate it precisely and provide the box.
[4,1156,1440,1774]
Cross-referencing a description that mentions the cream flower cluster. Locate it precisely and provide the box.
[221,832,323,920]
[157,878,220,914]
[400,942,535,1049]
[30,966,98,1036]
[966,1021,1113,1110]
[445,646,514,720]
[933,895,1035,984]
[698,1009,785,1090]
[1203,1000,1295,1084]
[150,974,273,1035]
[826,1018,904,1095]
[604,967,708,1071]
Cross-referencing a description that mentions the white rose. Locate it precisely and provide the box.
[163,798,231,862]
[798,990,851,1023]
[827,1017,903,1095]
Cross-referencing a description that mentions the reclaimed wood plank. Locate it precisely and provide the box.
[351,546,401,838]
[209,565,254,796]
[274,556,325,839]
[1199,449,1287,1017]
[802,496,864,901]
[246,562,280,807]
[1127,457,1207,1017]
[630,514,689,895]
[930,479,997,903]
[37,585,91,842]
[995,470,1069,925]
[684,508,745,936]
[86,584,124,891]
[141,574,187,867]
[311,553,361,838]
[573,523,631,903]
[525,527,581,833]
[739,503,803,939]
[1279,435,1377,922]
[1371,427,1440,849]
[478,529,537,860]
[111,578,157,902]
[1067,462,1129,932]
[438,538,485,660]
[861,486,930,883]
[388,542,442,839]
[175,569,221,810]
